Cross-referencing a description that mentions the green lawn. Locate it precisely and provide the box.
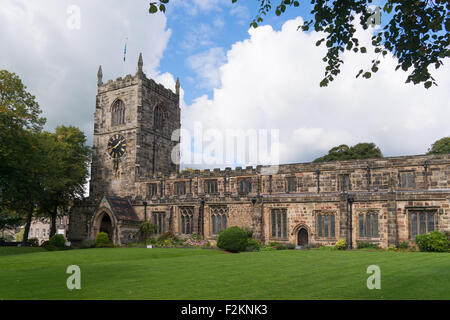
[0,247,448,300]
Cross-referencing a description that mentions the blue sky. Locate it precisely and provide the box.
[1,0,449,169]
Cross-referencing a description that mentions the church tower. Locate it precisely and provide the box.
[90,53,180,198]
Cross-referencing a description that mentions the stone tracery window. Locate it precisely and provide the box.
[271,208,287,239]
[154,105,164,131]
[317,212,336,238]
[111,99,125,126]
[211,207,228,235]
[180,207,193,234]
[409,210,435,238]
[358,211,379,238]
[152,212,165,234]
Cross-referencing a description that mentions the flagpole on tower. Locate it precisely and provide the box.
[123,37,128,75]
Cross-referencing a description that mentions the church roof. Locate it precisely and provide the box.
[106,196,140,221]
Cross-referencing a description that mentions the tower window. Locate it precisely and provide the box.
[111,100,125,126]
[154,105,164,131]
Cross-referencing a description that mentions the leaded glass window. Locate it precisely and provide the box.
[180,207,193,234]
[317,213,336,238]
[410,211,435,238]
[271,208,288,239]
[358,211,379,238]
[211,207,228,235]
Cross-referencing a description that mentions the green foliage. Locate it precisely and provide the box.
[80,239,96,249]
[27,238,39,246]
[157,231,178,242]
[415,231,449,252]
[356,241,380,249]
[335,239,347,250]
[49,234,66,248]
[397,241,409,250]
[139,221,157,242]
[314,143,382,163]
[95,232,110,245]
[15,229,24,242]
[285,243,296,250]
[260,245,277,251]
[0,211,24,231]
[246,238,261,251]
[217,226,249,253]
[147,1,449,88]
[44,244,59,251]
[428,137,450,155]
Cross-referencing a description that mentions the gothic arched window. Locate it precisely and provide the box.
[211,207,228,235]
[111,100,125,126]
[154,105,164,131]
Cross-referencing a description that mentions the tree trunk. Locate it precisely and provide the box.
[49,205,57,238]
[22,206,33,245]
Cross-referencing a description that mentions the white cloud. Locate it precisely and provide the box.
[182,17,450,167]
[187,47,226,88]
[0,0,172,146]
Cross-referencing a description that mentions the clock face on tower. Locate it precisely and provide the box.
[107,134,127,159]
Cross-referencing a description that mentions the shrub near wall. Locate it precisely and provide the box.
[415,231,449,252]
[95,232,114,248]
[217,227,249,253]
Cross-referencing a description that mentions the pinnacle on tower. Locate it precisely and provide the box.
[138,53,143,74]
[175,77,180,95]
[97,65,103,86]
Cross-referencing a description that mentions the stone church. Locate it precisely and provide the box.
[68,54,450,248]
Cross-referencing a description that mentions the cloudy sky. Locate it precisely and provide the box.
[1,0,449,170]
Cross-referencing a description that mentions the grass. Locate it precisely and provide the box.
[0,247,449,300]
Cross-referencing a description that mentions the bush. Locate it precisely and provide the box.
[356,241,380,249]
[27,238,39,246]
[157,231,177,242]
[80,239,96,249]
[139,221,157,242]
[285,243,296,250]
[274,243,288,250]
[95,232,110,245]
[397,241,409,250]
[49,234,66,248]
[246,238,261,252]
[217,226,249,253]
[335,239,347,250]
[415,231,449,252]
[44,244,59,251]
[40,240,50,247]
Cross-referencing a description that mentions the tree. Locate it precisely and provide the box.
[0,70,46,244]
[427,136,450,154]
[148,0,449,88]
[0,210,23,239]
[313,142,382,162]
[36,126,91,238]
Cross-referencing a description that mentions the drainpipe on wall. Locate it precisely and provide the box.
[347,195,355,249]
